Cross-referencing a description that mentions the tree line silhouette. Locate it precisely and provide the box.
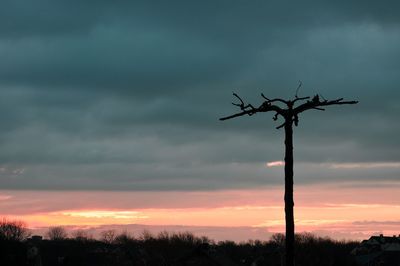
[1,217,359,266]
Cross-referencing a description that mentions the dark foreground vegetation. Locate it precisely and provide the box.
[1,218,360,266]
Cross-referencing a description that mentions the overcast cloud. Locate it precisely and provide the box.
[0,1,399,190]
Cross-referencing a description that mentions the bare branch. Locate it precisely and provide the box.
[220,110,256,121]
[292,96,310,104]
[276,121,286,129]
[260,93,288,105]
[294,97,358,114]
[261,93,269,101]
[229,92,257,114]
[219,93,285,121]
[295,80,302,98]
[232,92,245,106]
[220,103,285,121]
[293,114,299,126]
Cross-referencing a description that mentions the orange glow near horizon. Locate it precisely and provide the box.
[1,184,400,240]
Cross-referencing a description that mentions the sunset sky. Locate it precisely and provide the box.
[0,1,399,241]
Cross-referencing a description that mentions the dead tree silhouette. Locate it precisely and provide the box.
[219,82,357,266]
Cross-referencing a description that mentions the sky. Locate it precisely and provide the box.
[0,1,400,241]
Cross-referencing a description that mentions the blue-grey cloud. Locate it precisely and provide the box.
[0,1,399,190]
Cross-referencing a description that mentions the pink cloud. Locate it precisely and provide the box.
[1,184,400,241]
[266,161,285,167]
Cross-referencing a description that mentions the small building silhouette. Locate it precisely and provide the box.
[352,235,400,266]
[29,235,43,242]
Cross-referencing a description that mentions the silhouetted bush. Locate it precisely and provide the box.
[100,229,116,244]
[0,217,31,241]
[114,230,135,245]
[71,229,93,242]
[46,226,68,240]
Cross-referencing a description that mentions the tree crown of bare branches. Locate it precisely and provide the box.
[220,82,358,128]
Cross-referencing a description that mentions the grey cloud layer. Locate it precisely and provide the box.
[0,1,399,190]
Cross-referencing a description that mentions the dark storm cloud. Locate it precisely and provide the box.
[0,1,399,190]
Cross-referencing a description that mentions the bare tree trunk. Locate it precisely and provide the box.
[284,120,295,266]
[220,91,357,266]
